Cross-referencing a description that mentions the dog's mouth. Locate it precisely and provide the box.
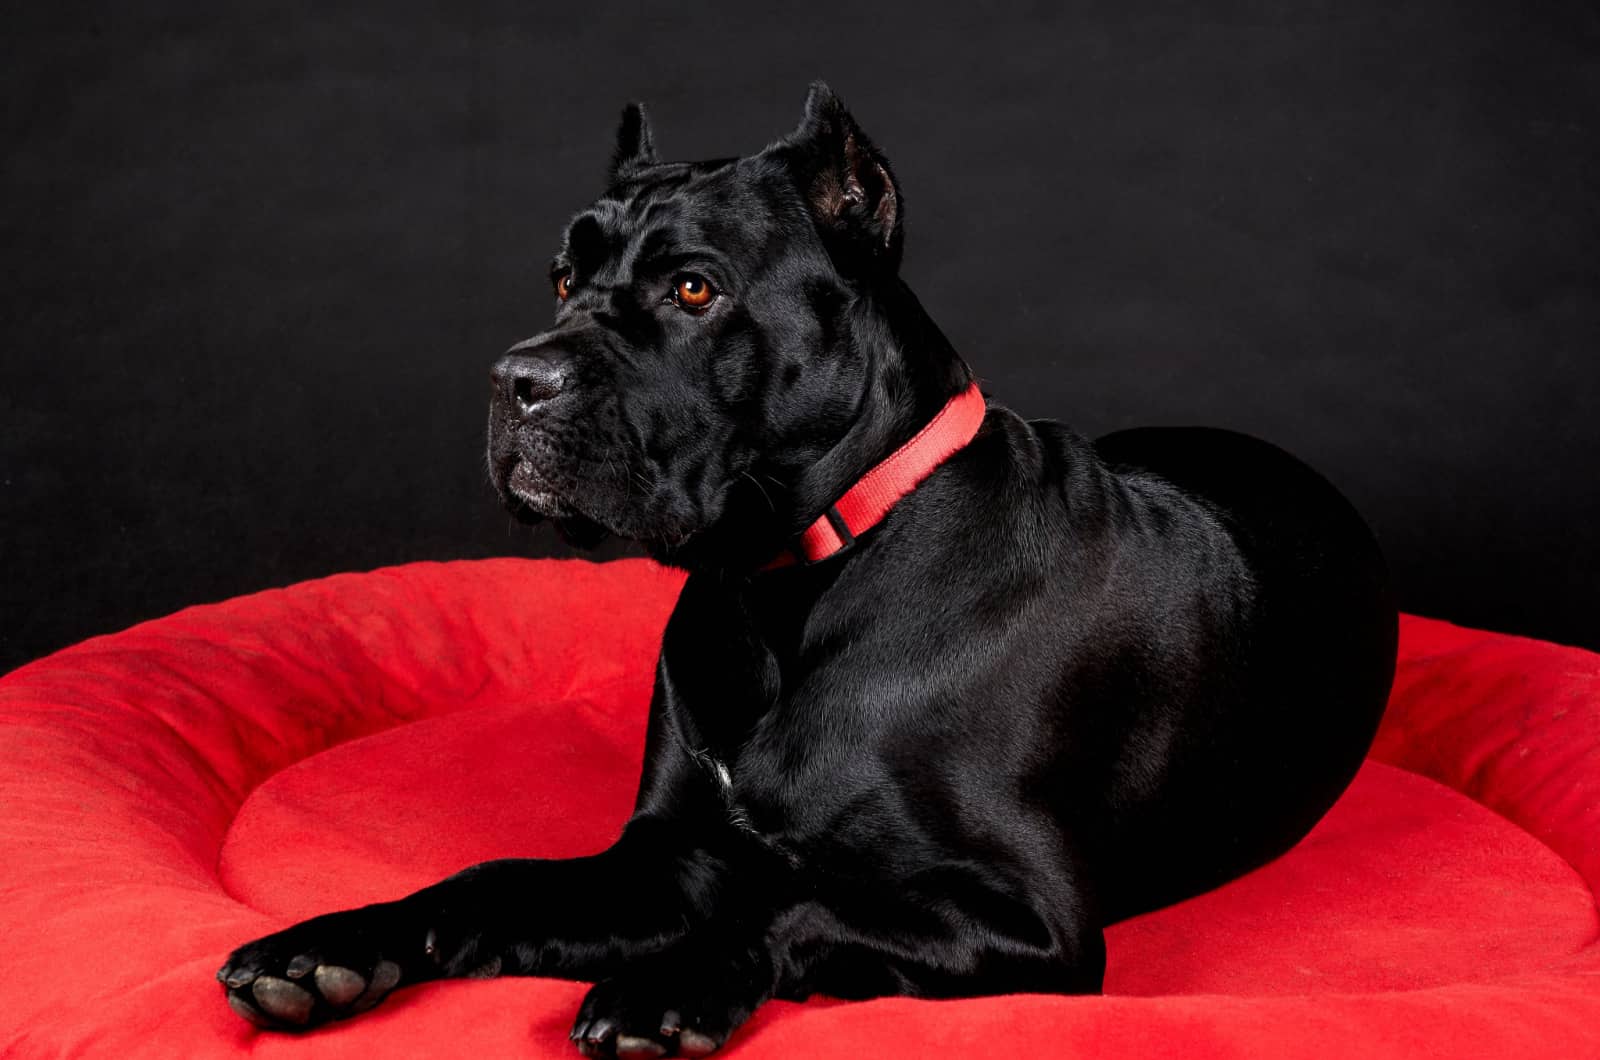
[503,459,611,548]
[506,460,570,517]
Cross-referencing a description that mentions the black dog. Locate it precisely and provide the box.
[219,83,1398,1057]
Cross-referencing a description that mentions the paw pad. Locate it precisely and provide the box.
[251,976,315,1025]
[313,965,367,1005]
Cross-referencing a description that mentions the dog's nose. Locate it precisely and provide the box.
[491,354,565,417]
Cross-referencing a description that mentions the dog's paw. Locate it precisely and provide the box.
[569,962,759,1059]
[217,909,409,1030]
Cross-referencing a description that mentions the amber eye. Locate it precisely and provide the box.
[554,270,573,301]
[672,273,716,310]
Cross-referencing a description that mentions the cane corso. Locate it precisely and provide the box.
[219,83,1399,1056]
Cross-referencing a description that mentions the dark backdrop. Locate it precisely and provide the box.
[4,1,1597,673]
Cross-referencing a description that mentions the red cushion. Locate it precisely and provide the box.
[2,558,1597,1057]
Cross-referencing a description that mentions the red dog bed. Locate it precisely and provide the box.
[2,558,1597,1057]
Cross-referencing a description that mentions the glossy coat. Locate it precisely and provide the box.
[219,83,1398,1058]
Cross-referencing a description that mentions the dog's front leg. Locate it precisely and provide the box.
[566,864,1104,1058]
[217,814,729,1030]
[569,917,777,1060]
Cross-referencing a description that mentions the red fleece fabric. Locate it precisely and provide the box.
[2,558,1598,1058]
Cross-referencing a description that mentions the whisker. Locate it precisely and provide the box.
[741,470,776,513]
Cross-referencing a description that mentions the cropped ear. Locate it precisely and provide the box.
[608,102,658,183]
[781,81,904,272]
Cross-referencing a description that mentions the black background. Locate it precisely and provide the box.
[4,1,1597,673]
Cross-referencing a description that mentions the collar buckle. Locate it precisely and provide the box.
[759,381,986,574]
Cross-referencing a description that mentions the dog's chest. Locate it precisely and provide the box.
[664,570,861,837]
[686,744,759,834]
[672,677,833,840]
[680,675,873,844]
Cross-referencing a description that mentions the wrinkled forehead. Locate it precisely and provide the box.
[560,158,799,284]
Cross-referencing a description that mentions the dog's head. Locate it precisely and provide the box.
[487,82,965,567]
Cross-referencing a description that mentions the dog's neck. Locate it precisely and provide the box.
[652,277,973,576]
[784,276,974,538]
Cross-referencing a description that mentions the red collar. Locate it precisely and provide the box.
[762,382,987,571]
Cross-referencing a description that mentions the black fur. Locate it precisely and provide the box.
[219,82,1398,1057]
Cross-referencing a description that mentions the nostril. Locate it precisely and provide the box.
[494,354,564,415]
[513,366,561,412]
[514,375,540,412]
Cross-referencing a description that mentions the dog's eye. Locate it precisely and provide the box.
[554,269,574,301]
[671,273,716,311]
